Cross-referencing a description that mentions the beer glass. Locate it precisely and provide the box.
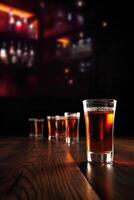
[47,116,57,141]
[34,119,44,140]
[29,118,35,138]
[64,112,80,144]
[29,118,44,140]
[83,99,117,164]
[55,116,66,142]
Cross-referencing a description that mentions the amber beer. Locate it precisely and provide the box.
[35,119,44,140]
[83,99,117,164]
[64,112,80,143]
[55,116,66,141]
[85,110,114,152]
[29,118,35,138]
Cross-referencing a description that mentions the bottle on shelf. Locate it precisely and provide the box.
[22,45,29,65]
[16,42,22,64]
[27,46,35,67]
[8,11,15,32]
[0,42,8,65]
[0,41,36,68]
[9,41,17,64]
[15,20,22,33]
[22,18,28,36]
[28,23,36,39]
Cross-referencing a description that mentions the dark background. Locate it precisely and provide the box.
[0,0,133,137]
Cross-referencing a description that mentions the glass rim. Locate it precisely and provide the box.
[64,112,80,117]
[47,116,55,119]
[55,115,66,119]
[28,118,36,121]
[35,119,44,122]
[29,118,44,121]
[83,99,117,104]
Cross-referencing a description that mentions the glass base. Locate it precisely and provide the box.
[29,133,43,140]
[48,135,57,141]
[87,151,113,165]
[66,137,79,144]
[57,133,66,142]
[57,137,66,142]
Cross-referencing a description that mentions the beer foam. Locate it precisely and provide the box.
[56,116,66,120]
[64,112,80,118]
[85,107,114,112]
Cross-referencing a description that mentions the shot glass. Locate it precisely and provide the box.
[29,118,44,140]
[55,115,66,142]
[47,116,57,141]
[29,118,35,138]
[83,99,117,165]
[64,112,80,144]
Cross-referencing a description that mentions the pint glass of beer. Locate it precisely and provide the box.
[34,119,44,140]
[83,99,117,164]
[64,112,80,144]
[47,116,57,141]
[29,118,44,140]
[55,116,66,142]
[29,118,35,138]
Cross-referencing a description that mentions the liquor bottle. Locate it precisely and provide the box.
[16,20,22,33]
[16,42,22,64]
[9,12,15,32]
[27,46,35,67]
[22,18,28,36]
[28,23,36,39]
[22,45,28,65]
[0,42,8,65]
[9,42,17,64]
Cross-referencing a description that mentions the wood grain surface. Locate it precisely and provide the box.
[0,138,100,200]
[69,138,134,200]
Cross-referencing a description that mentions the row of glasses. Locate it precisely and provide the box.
[28,112,80,144]
[28,99,117,165]
[47,112,80,144]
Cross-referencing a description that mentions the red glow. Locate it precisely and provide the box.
[0,12,9,32]
[16,20,22,32]
[114,160,134,166]
[0,81,16,96]
[44,24,72,38]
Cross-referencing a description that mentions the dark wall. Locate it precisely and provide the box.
[93,29,133,137]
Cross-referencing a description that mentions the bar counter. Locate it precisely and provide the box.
[0,137,134,200]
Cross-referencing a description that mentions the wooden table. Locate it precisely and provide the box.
[0,138,134,200]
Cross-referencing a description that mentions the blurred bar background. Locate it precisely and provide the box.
[0,0,133,137]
